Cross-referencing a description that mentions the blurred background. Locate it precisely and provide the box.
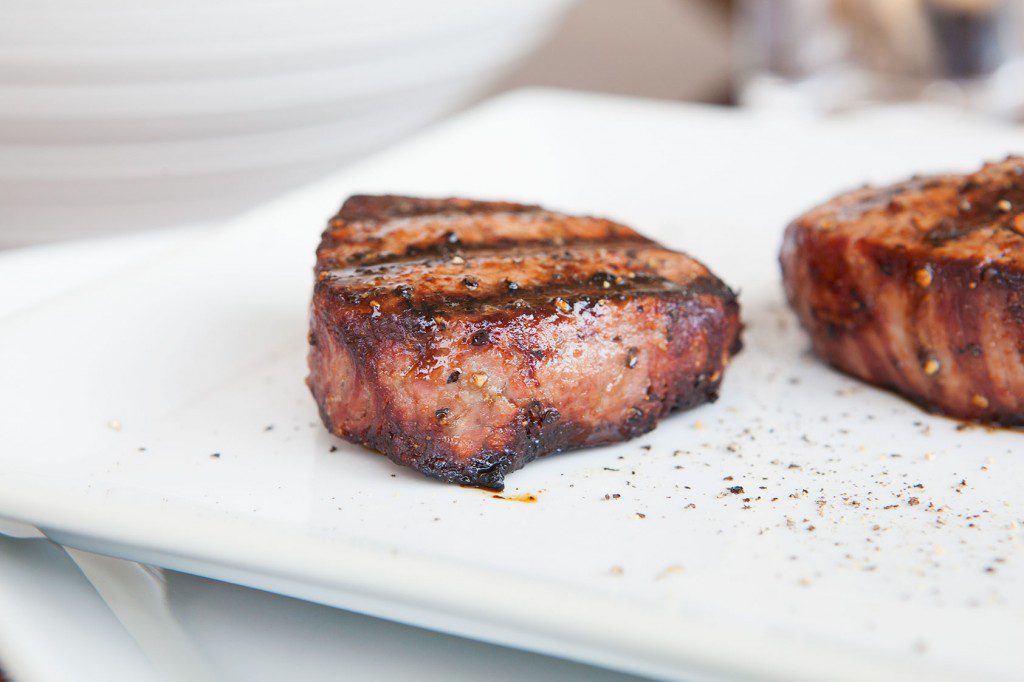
[3,0,1023,246]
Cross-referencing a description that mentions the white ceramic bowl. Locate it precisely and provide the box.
[0,0,571,245]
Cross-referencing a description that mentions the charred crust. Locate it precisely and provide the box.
[466,454,517,491]
[926,218,976,246]
[317,268,737,319]
[316,234,655,271]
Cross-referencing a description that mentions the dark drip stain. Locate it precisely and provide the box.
[491,492,539,503]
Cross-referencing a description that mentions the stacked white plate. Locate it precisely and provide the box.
[0,0,571,245]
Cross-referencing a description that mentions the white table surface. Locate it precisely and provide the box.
[0,228,645,682]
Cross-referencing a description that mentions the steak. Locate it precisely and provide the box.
[781,156,1024,425]
[308,195,742,489]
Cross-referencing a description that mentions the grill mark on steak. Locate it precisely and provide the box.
[319,233,655,270]
[781,155,1024,425]
[309,195,742,488]
[321,247,733,299]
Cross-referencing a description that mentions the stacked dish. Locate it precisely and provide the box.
[0,0,570,244]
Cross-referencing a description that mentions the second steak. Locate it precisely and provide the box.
[781,157,1024,425]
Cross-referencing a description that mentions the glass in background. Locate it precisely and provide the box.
[736,0,1024,120]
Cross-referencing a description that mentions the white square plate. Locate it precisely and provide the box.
[2,90,1023,681]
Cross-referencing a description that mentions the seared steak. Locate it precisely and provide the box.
[308,195,741,489]
[781,156,1024,425]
